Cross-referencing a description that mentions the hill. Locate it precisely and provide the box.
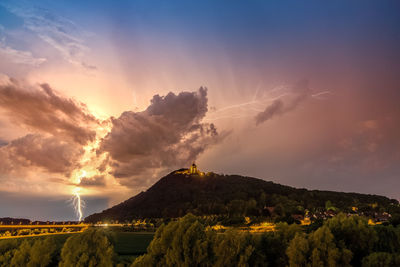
[85,169,398,223]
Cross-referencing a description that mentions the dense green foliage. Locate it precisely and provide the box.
[0,235,67,267]
[132,215,215,266]
[85,171,398,223]
[1,214,400,266]
[286,226,352,266]
[131,214,302,267]
[362,252,400,267]
[132,214,400,267]
[59,229,115,267]
[0,231,151,267]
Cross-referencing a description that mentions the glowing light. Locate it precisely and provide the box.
[68,118,112,221]
[80,170,87,179]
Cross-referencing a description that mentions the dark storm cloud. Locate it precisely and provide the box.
[0,78,226,187]
[0,79,99,145]
[98,87,226,186]
[0,148,12,175]
[329,118,400,173]
[79,175,106,187]
[1,134,84,175]
[0,138,7,147]
[0,77,100,177]
[255,80,311,125]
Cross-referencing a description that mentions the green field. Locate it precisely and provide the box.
[113,232,155,265]
[113,232,154,256]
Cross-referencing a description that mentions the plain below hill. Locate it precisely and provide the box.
[85,168,398,223]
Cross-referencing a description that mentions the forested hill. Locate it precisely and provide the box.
[85,170,398,223]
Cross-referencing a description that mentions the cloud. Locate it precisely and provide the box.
[0,78,99,145]
[0,76,101,178]
[254,99,284,125]
[1,134,84,175]
[0,42,47,66]
[97,87,226,186]
[0,1,95,70]
[255,80,311,125]
[0,77,226,192]
[0,24,46,67]
[79,175,106,187]
[0,138,7,147]
[332,117,400,171]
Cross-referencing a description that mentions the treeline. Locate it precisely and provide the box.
[133,214,400,267]
[2,214,400,266]
[0,217,84,225]
[0,218,30,225]
[0,227,82,238]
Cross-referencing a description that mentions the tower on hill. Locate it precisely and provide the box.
[175,162,205,176]
[190,162,198,174]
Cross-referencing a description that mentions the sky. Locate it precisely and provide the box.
[0,0,399,221]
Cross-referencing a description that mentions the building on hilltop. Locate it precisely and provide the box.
[176,162,205,176]
[190,162,198,174]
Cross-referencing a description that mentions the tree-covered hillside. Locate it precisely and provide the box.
[85,170,398,223]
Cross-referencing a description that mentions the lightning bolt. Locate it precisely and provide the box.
[311,90,332,99]
[67,119,112,222]
[204,85,331,122]
[72,170,86,222]
[73,187,83,221]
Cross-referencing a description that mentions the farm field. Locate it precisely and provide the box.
[113,232,155,265]
[113,232,154,256]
